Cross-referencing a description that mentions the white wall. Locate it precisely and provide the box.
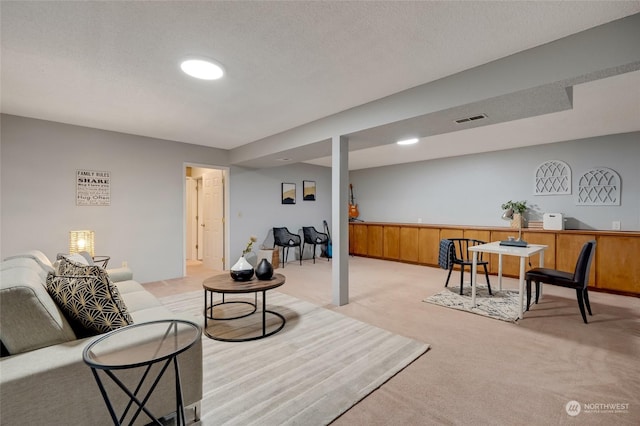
[350,132,640,231]
[228,163,332,260]
[1,115,229,282]
[1,114,332,282]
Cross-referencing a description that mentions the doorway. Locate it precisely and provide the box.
[185,166,226,271]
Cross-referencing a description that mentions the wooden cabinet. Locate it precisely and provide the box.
[383,226,400,260]
[400,227,419,263]
[556,234,596,286]
[418,228,440,265]
[349,222,640,297]
[352,223,368,256]
[367,225,384,258]
[596,236,640,294]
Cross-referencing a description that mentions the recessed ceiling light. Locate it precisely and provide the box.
[397,138,419,145]
[180,58,224,80]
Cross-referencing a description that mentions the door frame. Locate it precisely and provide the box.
[183,163,230,275]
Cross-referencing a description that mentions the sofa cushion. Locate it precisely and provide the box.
[49,256,134,336]
[0,267,76,355]
[46,274,133,336]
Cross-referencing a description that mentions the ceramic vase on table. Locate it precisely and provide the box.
[255,258,274,280]
[230,256,254,281]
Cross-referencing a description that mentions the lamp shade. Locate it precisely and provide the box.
[69,230,95,256]
[501,208,514,221]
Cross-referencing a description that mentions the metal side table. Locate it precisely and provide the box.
[83,320,201,425]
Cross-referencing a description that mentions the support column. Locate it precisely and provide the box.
[331,135,349,306]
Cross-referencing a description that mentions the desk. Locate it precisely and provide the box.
[469,242,547,319]
[202,273,286,342]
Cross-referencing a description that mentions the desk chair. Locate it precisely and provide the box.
[441,238,492,295]
[526,240,596,323]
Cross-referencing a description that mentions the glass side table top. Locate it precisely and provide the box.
[83,319,201,370]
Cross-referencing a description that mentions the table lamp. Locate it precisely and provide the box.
[69,230,95,256]
[500,209,528,247]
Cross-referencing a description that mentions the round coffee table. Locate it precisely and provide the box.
[202,273,286,342]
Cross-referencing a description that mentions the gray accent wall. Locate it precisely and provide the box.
[0,114,332,282]
[350,132,640,231]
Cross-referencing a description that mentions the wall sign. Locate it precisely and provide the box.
[76,169,111,206]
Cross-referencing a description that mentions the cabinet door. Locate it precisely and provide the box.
[353,224,368,256]
[349,223,354,254]
[400,227,419,263]
[556,234,596,285]
[522,231,556,270]
[440,229,464,241]
[418,228,440,266]
[596,236,640,294]
[384,226,400,260]
[368,225,384,258]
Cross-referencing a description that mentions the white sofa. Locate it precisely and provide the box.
[0,251,203,425]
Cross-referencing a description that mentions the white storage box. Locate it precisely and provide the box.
[543,213,565,230]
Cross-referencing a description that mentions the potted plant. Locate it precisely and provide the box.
[501,200,528,228]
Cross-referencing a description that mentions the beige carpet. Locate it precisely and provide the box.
[160,290,429,426]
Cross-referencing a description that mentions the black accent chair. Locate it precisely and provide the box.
[526,240,596,323]
[302,227,329,264]
[443,238,492,296]
[273,227,302,268]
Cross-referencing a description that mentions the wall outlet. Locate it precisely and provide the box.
[612,220,621,230]
[122,260,128,268]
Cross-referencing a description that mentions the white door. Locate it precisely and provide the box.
[185,177,198,260]
[202,170,224,270]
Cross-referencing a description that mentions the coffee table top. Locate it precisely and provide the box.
[203,273,285,293]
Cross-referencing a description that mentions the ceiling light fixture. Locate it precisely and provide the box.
[396,138,419,145]
[180,58,224,80]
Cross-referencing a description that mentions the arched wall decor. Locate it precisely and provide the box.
[534,160,571,195]
[577,167,621,206]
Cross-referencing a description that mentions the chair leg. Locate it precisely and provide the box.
[302,242,306,263]
[283,247,288,268]
[445,267,453,288]
[535,281,540,304]
[483,264,492,295]
[459,265,464,295]
[576,288,588,324]
[312,243,316,264]
[299,246,302,265]
[583,288,593,316]
[526,279,532,311]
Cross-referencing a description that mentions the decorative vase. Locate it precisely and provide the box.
[510,213,524,229]
[255,258,274,280]
[230,256,254,281]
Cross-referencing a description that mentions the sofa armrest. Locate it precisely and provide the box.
[106,267,133,282]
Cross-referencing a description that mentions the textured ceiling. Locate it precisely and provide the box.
[1,1,639,169]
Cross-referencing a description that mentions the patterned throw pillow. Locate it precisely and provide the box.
[47,256,133,335]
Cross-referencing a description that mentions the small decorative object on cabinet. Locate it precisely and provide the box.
[255,258,274,280]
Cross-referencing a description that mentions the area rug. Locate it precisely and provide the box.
[423,285,532,323]
[160,291,429,425]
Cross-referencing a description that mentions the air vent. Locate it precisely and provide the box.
[455,113,487,124]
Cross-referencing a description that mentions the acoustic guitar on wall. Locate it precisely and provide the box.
[349,184,360,219]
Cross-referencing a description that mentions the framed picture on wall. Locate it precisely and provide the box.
[281,182,296,204]
[303,180,316,201]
